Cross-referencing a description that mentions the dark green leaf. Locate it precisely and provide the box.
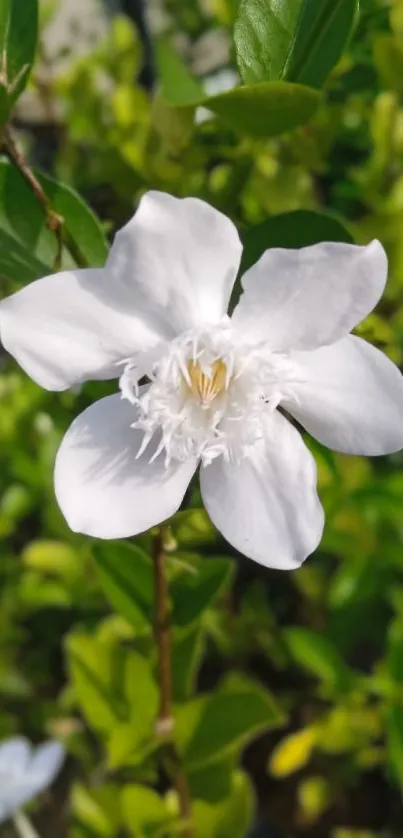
[284,627,354,693]
[171,558,233,627]
[0,0,38,121]
[176,676,284,769]
[234,0,358,89]
[189,757,234,804]
[172,624,205,701]
[0,227,49,286]
[93,542,154,631]
[0,159,108,286]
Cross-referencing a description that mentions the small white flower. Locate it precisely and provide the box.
[0,737,65,824]
[1,192,403,569]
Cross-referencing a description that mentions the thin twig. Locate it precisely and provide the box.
[2,125,87,271]
[152,527,193,838]
[12,811,41,838]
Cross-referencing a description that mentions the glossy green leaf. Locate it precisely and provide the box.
[171,558,233,627]
[0,0,38,122]
[240,210,353,274]
[284,627,354,693]
[0,159,108,285]
[176,676,284,769]
[206,81,320,138]
[234,0,358,88]
[93,542,154,631]
[172,624,204,701]
[157,38,319,138]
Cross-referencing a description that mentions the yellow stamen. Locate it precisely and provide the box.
[187,359,227,405]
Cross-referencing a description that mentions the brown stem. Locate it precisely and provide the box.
[2,125,87,270]
[152,527,193,837]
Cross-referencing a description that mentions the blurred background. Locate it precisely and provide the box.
[2,0,403,836]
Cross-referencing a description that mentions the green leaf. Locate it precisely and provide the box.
[37,170,108,266]
[387,707,403,792]
[107,652,159,768]
[284,627,354,693]
[121,784,168,836]
[157,38,319,138]
[171,558,233,627]
[215,771,255,838]
[72,783,120,838]
[189,757,234,804]
[234,0,358,89]
[172,624,204,702]
[388,619,403,684]
[240,210,353,275]
[0,0,38,122]
[157,39,204,107]
[0,159,108,285]
[0,227,49,286]
[205,81,320,138]
[66,633,126,732]
[373,34,403,96]
[93,542,154,631]
[192,771,255,837]
[176,676,284,770]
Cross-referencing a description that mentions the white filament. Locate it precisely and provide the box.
[119,321,299,467]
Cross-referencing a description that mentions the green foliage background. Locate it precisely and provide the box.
[1,0,403,836]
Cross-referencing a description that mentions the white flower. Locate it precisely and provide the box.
[1,192,403,569]
[0,737,65,824]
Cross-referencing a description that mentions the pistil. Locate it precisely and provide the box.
[187,359,227,406]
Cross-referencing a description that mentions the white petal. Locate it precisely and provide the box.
[0,268,164,391]
[283,336,403,455]
[106,191,242,334]
[0,738,31,776]
[200,411,324,570]
[28,742,65,792]
[54,394,197,538]
[232,241,387,351]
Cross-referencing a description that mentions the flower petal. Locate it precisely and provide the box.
[0,268,165,391]
[28,742,65,792]
[200,410,324,569]
[54,394,197,538]
[0,738,31,777]
[232,240,387,351]
[283,336,403,455]
[106,191,242,334]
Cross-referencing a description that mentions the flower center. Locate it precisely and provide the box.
[187,359,227,407]
[119,323,298,467]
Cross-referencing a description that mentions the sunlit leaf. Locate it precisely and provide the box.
[234,0,359,88]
